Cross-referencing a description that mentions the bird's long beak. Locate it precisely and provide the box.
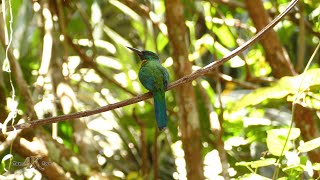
[126,46,143,58]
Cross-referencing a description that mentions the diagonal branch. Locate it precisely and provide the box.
[0,0,299,134]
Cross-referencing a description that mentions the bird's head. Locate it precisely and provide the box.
[126,47,160,62]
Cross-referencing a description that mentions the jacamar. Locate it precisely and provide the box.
[127,47,169,130]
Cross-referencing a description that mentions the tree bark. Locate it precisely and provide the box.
[165,0,204,179]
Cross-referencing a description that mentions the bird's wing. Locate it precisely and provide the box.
[138,66,160,92]
[161,66,169,89]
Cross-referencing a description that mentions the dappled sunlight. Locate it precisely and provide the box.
[113,72,128,87]
[88,117,115,131]
[224,137,248,151]
[209,111,220,130]
[74,39,117,54]
[66,56,81,75]
[83,69,102,83]
[171,141,186,180]
[57,83,77,114]
[39,8,53,75]
[128,69,137,80]
[94,40,116,54]
[132,81,142,93]
[163,57,173,67]
[34,95,55,119]
[96,56,123,70]
[204,150,224,180]
[192,65,201,71]
[243,117,271,127]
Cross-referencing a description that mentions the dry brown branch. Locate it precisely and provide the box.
[0,0,299,134]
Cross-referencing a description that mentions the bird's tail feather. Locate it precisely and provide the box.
[153,91,168,130]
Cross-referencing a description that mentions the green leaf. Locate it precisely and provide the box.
[250,158,277,168]
[127,172,143,180]
[282,165,305,178]
[214,41,244,67]
[237,173,271,180]
[266,128,300,156]
[235,158,276,168]
[235,161,252,167]
[277,178,288,180]
[232,69,320,112]
[157,33,169,52]
[298,137,320,153]
[213,25,236,48]
[313,163,320,171]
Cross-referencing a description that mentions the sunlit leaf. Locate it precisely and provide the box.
[96,56,123,70]
[236,158,276,169]
[109,0,140,21]
[214,41,244,67]
[1,154,13,172]
[313,163,320,171]
[298,137,320,153]
[213,25,236,48]
[157,33,169,52]
[232,69,320,112]
[250,158,277,168]
[235,161,252,167]
[282,165,305,178]
[284,151,300,166]
[266,128,300,156]
[103,25,131,46]
[127,171,143,180]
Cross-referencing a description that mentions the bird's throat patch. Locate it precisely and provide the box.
[141,59,147,66]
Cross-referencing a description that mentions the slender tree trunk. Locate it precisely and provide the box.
[165,1,204,179]
[245,0,320,164]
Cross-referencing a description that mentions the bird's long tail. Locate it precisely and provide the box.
[153,91,168,130]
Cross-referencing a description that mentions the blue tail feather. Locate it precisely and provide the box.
[153,91,168,130]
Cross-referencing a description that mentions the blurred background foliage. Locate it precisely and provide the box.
[0,0,319,179]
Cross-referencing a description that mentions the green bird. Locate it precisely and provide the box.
[127,47,169,130]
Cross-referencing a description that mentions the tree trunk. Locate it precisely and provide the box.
[165,0,204,179]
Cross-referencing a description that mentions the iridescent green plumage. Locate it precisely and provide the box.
[127,47,169,130]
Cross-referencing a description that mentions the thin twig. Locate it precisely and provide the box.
[0,0,299,134]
